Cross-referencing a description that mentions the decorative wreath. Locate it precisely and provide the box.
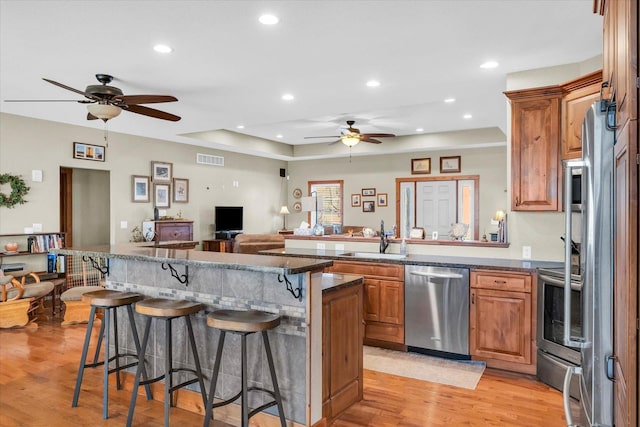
[0,173,30,208]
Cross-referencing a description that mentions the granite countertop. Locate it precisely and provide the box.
[321,273,364,293]
[260,248,563,273]
[52,243,332,275]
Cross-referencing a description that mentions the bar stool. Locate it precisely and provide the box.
[126,298,207,427]
[203,309,287,427]
[72,289,152,419]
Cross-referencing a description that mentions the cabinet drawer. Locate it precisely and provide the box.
[329,261,404,281]
[156,224,192,241]
[365,322,404,344]
[471,270,532,293]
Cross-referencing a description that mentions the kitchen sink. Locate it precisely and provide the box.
[340,252,407,260]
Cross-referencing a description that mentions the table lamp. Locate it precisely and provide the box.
[279,206,290,230]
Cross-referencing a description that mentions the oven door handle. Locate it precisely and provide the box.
[539,273,582,291]
[564,160,586,349]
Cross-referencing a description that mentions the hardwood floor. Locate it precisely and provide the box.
[0,316,568,426]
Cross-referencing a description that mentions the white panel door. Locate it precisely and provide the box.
[416,181,456,238]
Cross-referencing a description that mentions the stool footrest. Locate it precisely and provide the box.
[139,367,201,389]
[249,399,278,419]
[83,352,140,369]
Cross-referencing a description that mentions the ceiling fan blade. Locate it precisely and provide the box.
[4,99,86,103]
[304,135,340,139]
[124,104,181,121]
[360,137,383,144]
[328,139,342,145]
[361,133,396,138]
[115,95,178,105]
[43,78,98,100]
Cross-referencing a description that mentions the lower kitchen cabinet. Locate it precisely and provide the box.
[322,280,363,423]
[470,269,535,374]
[326,261,404,347]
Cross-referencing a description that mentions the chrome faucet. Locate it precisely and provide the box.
[380,220,389,253]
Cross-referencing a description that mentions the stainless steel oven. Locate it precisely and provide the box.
[536,267,582,399]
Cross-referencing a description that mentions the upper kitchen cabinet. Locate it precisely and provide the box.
[560,70,603,160]
[505,86,563,211]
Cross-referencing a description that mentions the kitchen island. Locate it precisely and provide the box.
[52,243,334,427]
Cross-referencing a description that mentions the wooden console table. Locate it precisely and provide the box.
[202,239,234,253]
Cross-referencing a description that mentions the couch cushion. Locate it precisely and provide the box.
[6,282,55,300]
[233,234,285,254]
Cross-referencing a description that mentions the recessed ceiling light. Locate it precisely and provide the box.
[444,97,456,103]
[281,93,294,101]
[236,125,245,129]
[480,61,499,69]
[276,134,283,139]
[366,80,380,87]
[416,128,424,132]
[153,44,173,54]
[463,114,473,119]
[259,14,279,25]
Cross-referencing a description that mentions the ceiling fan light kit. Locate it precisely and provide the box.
[341,135,361,147]
[87,103,122,121]
[304,120,396,148]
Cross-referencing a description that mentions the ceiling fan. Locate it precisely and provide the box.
[6,74,181,122]
[304,120,396,147]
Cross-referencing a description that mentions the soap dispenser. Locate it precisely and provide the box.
[400,239,407,255]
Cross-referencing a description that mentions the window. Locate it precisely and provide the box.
[308,180,343,226]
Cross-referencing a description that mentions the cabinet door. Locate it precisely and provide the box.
[363,279,380,322]
[507,89,562,211]
[470,288,531,365]
[379,280,403,325]
[561,72,602,160]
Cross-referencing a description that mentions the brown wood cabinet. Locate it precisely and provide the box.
[470,269,535,374]
[598,1,638,425]
[561,70,603,160]
[505,86,563,211]
[201,239,234,252]
[326,261,404,347]
[322,281,363,423]
[152,220,193,242]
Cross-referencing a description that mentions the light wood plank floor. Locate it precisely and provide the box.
[0,317,569,426]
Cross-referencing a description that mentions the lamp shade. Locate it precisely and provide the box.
[493,210,506,221]
[341,135,360,147]
[87,103,122,121]
[279,206,290,215]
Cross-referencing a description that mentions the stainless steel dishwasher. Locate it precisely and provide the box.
[405,265,470,357]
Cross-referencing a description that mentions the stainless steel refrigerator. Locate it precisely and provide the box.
[562,100,615,426]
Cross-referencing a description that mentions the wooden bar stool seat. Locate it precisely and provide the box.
[72,289,152,420]
[203,309,286,427]
[127,298,207,427]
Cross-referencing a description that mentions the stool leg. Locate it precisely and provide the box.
[113,307,122,391]
[263,331,287,427]
[126,316,152,427]
[241,333,248,427]
[185,315,207,405]
[92,311,106,364]
[203,330,226,427]
[102,307,111,419]
[164,317,172,427]
[126,304,152,400]
[72,305,98,408]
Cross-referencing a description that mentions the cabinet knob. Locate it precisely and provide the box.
[494,280,507,285]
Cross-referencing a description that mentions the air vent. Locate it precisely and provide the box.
[196,153,224,166]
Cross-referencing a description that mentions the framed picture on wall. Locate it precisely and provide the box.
[73,142,105,162]
[351,193,361,207]
[411,157,431,174]
[440,155,461,173]
[362,188,376,196]
[363,200,375,213]
[172,178,189,203]
[151,161,172,182]
[377,193,388,207]
[154,183,171,208]
[131,175,150,203]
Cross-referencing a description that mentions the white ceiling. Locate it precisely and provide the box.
[0,1,603,161]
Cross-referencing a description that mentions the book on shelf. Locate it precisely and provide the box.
[46,253,66,273]
[28,233,65,253]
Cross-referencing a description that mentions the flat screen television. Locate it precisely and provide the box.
[215,206,243,232]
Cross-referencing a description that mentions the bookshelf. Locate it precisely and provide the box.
[0,232,67,274]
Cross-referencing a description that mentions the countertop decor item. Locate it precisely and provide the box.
[449,223,469,240]
[4,242,18,252]
[0,173,30,208]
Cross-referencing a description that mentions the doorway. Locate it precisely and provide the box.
[59,167,110,247]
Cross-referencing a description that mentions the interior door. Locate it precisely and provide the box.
[416,181,456,238]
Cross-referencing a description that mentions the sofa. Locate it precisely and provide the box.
[233,233,285,254]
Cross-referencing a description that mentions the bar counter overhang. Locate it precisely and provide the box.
[52,242,332,426]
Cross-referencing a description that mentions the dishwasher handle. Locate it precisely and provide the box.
[409,271,463,279]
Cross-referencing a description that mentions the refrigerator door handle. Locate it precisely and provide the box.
[564,160,586,348]
[606,354,616,381]
[563,366,582,427]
